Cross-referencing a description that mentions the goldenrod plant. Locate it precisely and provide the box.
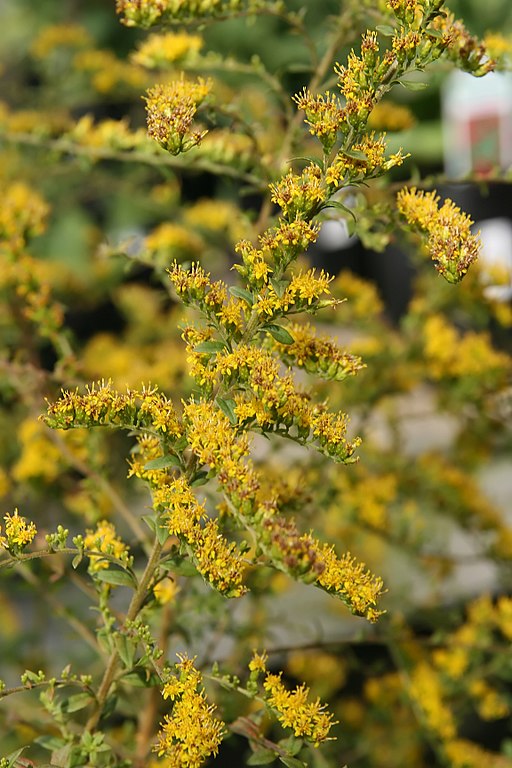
[0,0,511,766]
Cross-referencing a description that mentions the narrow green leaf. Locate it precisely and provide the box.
[376,24,395,36]
[343,148,368,161]
[247,747,277,765]
[426,26,443,38]
[279,757,306,768]
[278,736,304,756]
[194,340,227,354]
[114,634,136,669]
[174,435,188,452]
[155,522,170,545]
[36,736,67,751]
[270,277,288,298]
[144,454,181,470]
[141,514,156,533]
[95,569,136,588]
[71,552,83,569]
[217,396,237,424]
[190,470,209,487]
[121,670,160,687]
[229,286,254,305]
[62,692,92,713]
[264,324,295,345]
[399,79,428,90]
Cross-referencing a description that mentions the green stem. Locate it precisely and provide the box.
[85,535,163,732]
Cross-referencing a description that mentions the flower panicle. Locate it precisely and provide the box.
[397,187,480,283]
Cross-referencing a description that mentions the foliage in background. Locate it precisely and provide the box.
[0,1,512,767]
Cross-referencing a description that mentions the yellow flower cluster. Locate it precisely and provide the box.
[132,31,203,68]
[270,164,326,220]
[83,520,130,573]
[68,115,148,152]
[183,198,249,244]
[423,315,510,380]
[0,182,49,254]
[156,654,224,766]
[45,380,182,437]
[145,222,204,266]
[397,188,480,283]
[316,546,385,621]
[272,321,364,382]
[0,509,37,555]
[409,662,457,740]
[145,75,212,155]
[326,133,408,188]
[117,0,276,28]
[30,23,92,59]
[73,49,147,94]
[445,739,512,768]
[293,88,345,152]
[155,475,247,597]
[367,100,415,132]
[262,672,336,745]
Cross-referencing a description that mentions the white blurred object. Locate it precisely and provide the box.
[316,218,356,251]
[476,217,512,302]
[442,70,512,177]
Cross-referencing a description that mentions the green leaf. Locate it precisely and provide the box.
[247,747,277,765]
[71,552,83,569]
[399,79,428,90]
[270,277,288,298]
[426,26,443,38]
[36,736,68,752]
[278,736,304,756]
[155,521,170,545]
[121,669,160,687]
[343,147,368,161]
[194,340,227,354]
[144,454,181,470]
[174,435,189,452]
[95,569,136,588]
[62,692,92,713]
[279,757,306,768]
[114,634,136,669]
[141,514,156,533]
[190,470,209,487]
[217,396,237,424]
[321,199,357,222]
[4,748,27,768]
[376,24,395,36]
[229,286,254,305]
[264,324,294,345]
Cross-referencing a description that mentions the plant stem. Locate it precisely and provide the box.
[85,536,163,732]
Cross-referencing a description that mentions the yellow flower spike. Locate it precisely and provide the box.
[156,654,225,766]
[83,520,130,573]
[263,671,337,746]
[397,187,480,283]
[145,76,212,155]
[0,509,37,555]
